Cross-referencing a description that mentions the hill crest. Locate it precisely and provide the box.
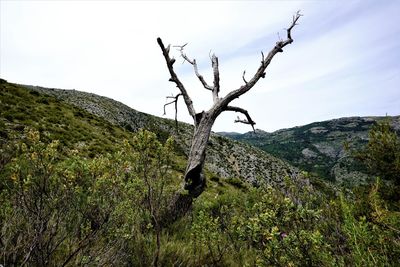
[1,80,303,186]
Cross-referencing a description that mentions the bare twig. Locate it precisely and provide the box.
[173,43,188,51]
[242,70,248,84]
[175,43,213,91]
[287,10,303,40]
[174,42,220,103]
[157,38,196,119]
[174,44,193,64]
[194,59,213,90]
[219,10,302,108]
[163,93,182,128]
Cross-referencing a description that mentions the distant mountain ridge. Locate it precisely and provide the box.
[10,81,301,186]
[220,116,400,186]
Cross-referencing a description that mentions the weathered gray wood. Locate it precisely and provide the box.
[157,11,302,222]
[157,38,196,120]
[226,106,256,132]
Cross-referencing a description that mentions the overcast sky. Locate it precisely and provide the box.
[1,0,399,133]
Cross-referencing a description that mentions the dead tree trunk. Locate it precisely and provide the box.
[183,112,214,196]
[158,11,302,222]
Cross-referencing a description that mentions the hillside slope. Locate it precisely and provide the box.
[1,79,301,186]
[2,79,399,266]
[221,116,400,186]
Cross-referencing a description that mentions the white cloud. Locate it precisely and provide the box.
[1,0,399,133]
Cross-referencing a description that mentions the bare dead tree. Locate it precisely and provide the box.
[158,11,302,222]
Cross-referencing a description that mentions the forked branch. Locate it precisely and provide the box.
[174,44,213,91]
[157,11,301,224]
[219,10,302,108]
[163,93,182,128]
[174,43,221,103]
[157,38,196,119]
[225,106,256,132]
[287,11,302,41]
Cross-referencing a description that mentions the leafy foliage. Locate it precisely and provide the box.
[1,80,399,266]
[0,81,131,158]
[187,174,400,266]
[354,120,400,184]
[1,127,399,266]
[0,128,178,266]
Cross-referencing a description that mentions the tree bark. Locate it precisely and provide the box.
[160,110,219,225]
[157,11,302,224]
[184,111,216,197]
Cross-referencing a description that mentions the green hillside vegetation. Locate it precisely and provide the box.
[0,79,132,158]
[224,116,400,186]
[1,80,399,266]
[21,82,300,187]
[353,120,400,185]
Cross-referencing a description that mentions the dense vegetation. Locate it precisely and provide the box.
[1,80,399,266]
[223,116,400,184]
[0,79,132,158]
[18,81,298,186]
[1,128,399,266]
[353,120,400,185]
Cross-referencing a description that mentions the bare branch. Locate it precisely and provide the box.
[219,11,302,108]
[192,59,213,90]
[163,93,182,128]
[225,106,256,132]
[157,12,302,220]
[174,43,220,103]
[211,54,220,102]
[193,59,214,90]
[173,43,188,50]
[174,43,193,64]
[287,10,303,40]
[157,37,196,119]
[175,43,213,91]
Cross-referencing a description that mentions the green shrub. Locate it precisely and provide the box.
[226,177,246,189]
[354,119,400,184]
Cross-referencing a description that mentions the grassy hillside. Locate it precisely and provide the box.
[1,79,399,266]
[20,81,301,186]
[223,116,400,186]
[0,79,134,158]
